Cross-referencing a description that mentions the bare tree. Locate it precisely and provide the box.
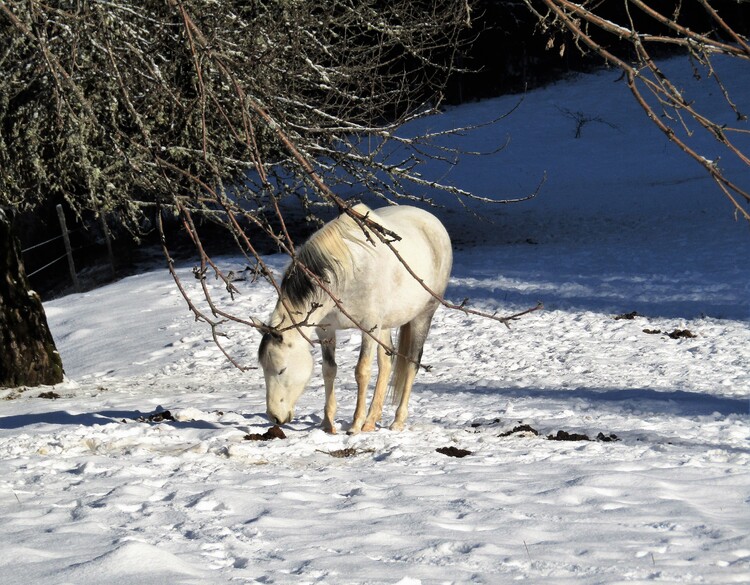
[1,1,473,216]
[526,0,750,221]
[1,0,541,378]
[0,208,63,387]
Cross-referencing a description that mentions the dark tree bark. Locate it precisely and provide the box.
[0,208,63,387]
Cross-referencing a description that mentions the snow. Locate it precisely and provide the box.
[2,57,750,584]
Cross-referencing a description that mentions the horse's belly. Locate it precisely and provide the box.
[328,278,437,330]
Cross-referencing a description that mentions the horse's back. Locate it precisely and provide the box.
[372,204,451,279]
[334,204,452,328]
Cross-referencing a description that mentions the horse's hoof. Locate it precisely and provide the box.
[347,419,364,435]
[322,424,337,435]
[389,421,405,432]
[361,422,377,433]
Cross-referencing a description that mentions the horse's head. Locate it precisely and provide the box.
[258,329,314,425]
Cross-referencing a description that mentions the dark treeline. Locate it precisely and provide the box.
[448,0,750,102]
[13,0,750,297]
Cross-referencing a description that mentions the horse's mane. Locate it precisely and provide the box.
[281,205,371,310]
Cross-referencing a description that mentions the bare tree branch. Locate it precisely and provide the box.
[527,0,750,221]
[0,0,543,372]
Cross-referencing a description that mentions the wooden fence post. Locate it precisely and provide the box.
[56,204,81,292]
[99,212,116,278]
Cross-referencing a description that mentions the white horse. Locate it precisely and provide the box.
[258,203,452,433]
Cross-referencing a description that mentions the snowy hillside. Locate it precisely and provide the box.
[1,57,749,585]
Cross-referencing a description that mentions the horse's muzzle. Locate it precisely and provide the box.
[267,409,292,425]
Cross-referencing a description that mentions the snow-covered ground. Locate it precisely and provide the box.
[2,58,749,584]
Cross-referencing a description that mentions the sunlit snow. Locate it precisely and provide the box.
[1,57,749,585]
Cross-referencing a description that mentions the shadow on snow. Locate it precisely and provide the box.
[0,408,269,430]
[425,383,749,418]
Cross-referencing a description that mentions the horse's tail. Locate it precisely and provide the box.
[390,321,413,405]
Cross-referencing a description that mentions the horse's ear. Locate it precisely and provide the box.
[251,317,282,342]
[255,318,283,364]
[259,325,283,343]
[258,327,284,360]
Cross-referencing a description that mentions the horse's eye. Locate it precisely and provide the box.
[278,368,287,376]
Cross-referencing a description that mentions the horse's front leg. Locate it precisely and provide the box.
[349,331,377,434]
[319,329,337,434]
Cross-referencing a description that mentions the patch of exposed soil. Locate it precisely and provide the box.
[317,447,374,458]
[470,418,501,428]
[643,328,697,339]
[667,329,697,339]
[436,446,472,458]
[498,424,540,437]
[136,410,175,423]
[548,430,591,441]
[611,311,698,339]
[614,311,640,320]
[487,422,619,443]
[547,430,620,442]
[245,425,286,441]
[38,391,60,399]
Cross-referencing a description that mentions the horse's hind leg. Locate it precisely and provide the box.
[360,329,393,433]
[390,310,436,431]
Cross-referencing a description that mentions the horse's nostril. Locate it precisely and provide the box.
[267,411,285,425]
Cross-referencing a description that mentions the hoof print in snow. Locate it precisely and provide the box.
[436,446,472,458]
[498,424,539,437]
[137,410,175,423]
[245,425,286,441]
[614,311,640,320]
[38,391,61,399]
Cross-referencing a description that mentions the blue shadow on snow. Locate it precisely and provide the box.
[426,383,749,418]
[0,409,269,430]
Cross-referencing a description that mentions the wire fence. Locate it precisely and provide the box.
[21,233,65,253]
[20,204,115,292]
[25,252,71,279]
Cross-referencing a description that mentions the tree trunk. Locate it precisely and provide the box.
[0,208,64,387]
